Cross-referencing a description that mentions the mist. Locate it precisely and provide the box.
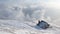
[0,0,60,25]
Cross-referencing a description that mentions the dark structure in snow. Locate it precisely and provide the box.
[37,20,50,29]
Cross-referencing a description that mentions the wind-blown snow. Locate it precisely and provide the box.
[0,0,60,34]
[0,20,60,34]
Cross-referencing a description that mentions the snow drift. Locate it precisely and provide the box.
[0,0,60,34]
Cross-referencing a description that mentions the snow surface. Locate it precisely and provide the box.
[0,0,60,34]
[0,20,60,34]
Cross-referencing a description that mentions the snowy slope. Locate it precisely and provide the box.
[0,20,60,34]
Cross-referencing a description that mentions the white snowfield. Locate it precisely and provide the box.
[0,20,60,34]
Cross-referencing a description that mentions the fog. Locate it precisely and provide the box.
[0,0,60,25]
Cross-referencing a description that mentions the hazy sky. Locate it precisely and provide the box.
[0,0,60,22]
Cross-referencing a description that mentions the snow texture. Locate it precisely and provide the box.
[0,20,60,34]
[0,0,60,34]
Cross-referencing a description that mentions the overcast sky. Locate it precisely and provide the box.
[0,0,60,22]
